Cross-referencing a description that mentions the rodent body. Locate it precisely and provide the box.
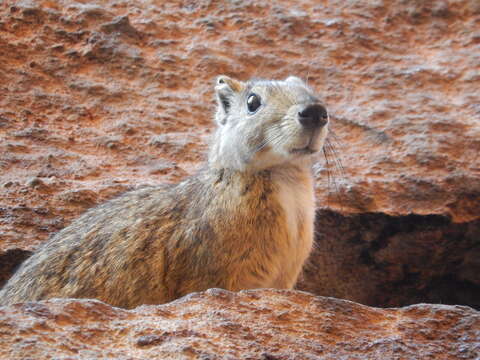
[0,75,328,309]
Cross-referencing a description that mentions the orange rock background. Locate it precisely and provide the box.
[0,0,479,310]
[1,1,480,358]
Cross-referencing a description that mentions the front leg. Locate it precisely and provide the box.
[271,269,301,289]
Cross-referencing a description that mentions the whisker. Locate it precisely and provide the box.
[325,141,345,173]
[322,147,332,207]
[253,127,287,153]
[324,142,346,185]
[326,128,344,151]
[325,141,347,181]
[317,136,347,210]
[255,136,278,153]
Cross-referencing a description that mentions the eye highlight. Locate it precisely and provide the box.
[247,93,261,114]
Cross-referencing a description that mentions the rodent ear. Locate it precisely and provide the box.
[216,75,245,93]
[215,75,246,125]
[285,76,306,87]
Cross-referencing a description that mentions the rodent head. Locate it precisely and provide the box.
[209,75,329,172]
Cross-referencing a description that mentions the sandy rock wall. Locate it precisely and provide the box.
[0,0,479,309]
[1,289,479,359]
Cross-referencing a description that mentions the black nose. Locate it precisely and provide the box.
[298,104,328,129]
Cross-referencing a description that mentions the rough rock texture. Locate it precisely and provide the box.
[0,0,479,309]
[298,210,480,309]
[0,289,479,359]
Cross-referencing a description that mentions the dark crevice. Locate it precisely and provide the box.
[0,249,32,288]
[422,275,480,309]
[299,209,480,310]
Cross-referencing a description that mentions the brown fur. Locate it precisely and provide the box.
[0,76,327,309]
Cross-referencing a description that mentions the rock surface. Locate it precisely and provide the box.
[0,289,479,360]
[0,0,479,308]
[298,210,480,309]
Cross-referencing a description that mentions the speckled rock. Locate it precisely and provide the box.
[0,0,479,309]
[0,289,479,359]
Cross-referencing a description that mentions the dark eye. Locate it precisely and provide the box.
[247,93,261,113]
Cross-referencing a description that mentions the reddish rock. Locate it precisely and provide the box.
[0,0,479,309]
[0,289,479,359]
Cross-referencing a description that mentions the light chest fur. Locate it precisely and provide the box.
[271,168,315,288]
[202,166,315,293]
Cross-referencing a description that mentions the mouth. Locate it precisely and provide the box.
[290,146,318,155]
[290,133,321,155]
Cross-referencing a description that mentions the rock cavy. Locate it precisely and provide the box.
[0,75,329,309]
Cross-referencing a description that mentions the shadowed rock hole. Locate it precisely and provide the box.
[300,210,480,310]
[0,249,32,288]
